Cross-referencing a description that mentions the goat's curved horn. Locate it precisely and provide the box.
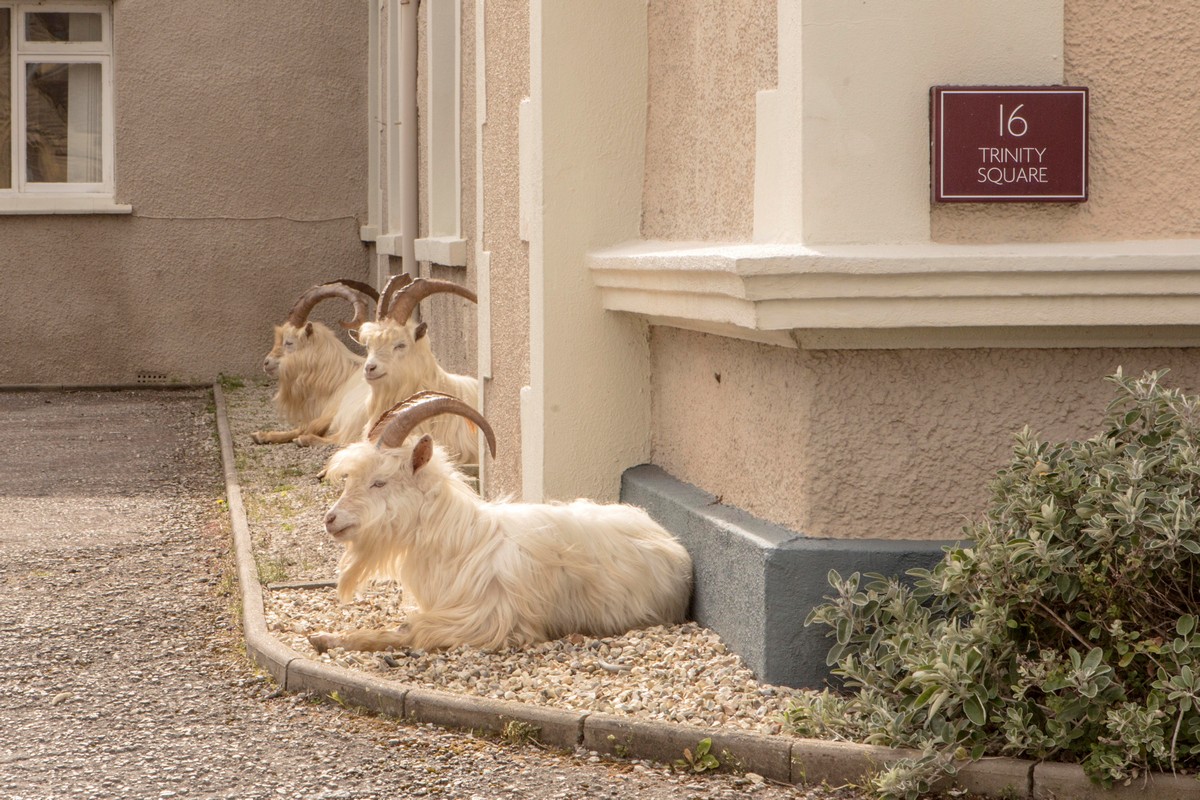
[387,278,477,324]
[285,282,372,330]
[330,279,380,302]
[377,273,414,318]
[369,391,496,457]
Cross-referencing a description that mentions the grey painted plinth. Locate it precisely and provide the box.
[621,465,958,689]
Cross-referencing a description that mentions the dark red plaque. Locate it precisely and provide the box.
[931,86,1088,203]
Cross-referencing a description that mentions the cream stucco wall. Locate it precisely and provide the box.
[651,327,1200,540]
[933,0,1200,243]
[478,0,531,498]
[528,0,652,503]
[0,0,369,385]
[634,1,1200,541]
[641,0,775,242]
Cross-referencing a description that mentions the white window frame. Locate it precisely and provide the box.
[0,1,127,213]
[413,0,466,267]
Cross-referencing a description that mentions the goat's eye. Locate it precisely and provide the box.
[370,479,387,489]
[393,343,407,351]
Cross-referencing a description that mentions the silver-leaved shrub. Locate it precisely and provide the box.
[793,370,1200,798]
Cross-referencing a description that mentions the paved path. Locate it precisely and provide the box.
[0,389,820,800]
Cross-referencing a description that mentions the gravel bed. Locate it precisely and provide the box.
[224,380,809,738]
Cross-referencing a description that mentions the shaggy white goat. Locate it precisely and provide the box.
[308,393,694,653]
[353,276,481,462]
[251,280,375,446]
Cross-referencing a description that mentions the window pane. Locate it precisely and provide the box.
[0,9,10,189]
[25,12,102,43]
[26,62,102,183]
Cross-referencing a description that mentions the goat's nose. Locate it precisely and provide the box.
[324,509,338,527]
[364,362,377,375]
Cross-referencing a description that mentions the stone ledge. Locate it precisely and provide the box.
[588,238,1200,349]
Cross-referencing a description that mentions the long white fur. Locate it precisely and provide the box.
[311,438,693,653]
[354,319,481,462]
[252,322,368,445]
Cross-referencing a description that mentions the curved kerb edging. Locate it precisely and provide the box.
[211,383,1200,799]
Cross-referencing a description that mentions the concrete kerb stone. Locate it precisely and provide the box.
[954,757,1033,799]
[210,383,1200,799]
[583,712,792,781]
[212,384,298,688]
[405,688,586,750]
[1033,762,1200,800]
[789,745,1029,798]
[286,658,408,720]
[788,739,922,789]
[244,626,299,688]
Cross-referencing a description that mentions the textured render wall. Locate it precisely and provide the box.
[932,0,1200,243]
[480,1,531,498]
[640,0,775,241]
[0,0,369,385]
[651,327,1200,540]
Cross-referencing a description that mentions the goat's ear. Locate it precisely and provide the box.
[414,321,428,341]
[411,434,434,473]
[304,322,314,337]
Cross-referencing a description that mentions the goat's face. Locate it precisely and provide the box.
[263,322,315,377]
[322,439,430,546]
[358,319,428,384]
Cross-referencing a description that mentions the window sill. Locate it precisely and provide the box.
[588,239,1200,349]
[0,195,132,215]
[414,236,468,267]
[375,235,469,267]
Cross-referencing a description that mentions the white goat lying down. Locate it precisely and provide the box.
[353,275,482,462]
[252,280,376,446]
[309,392,694,654]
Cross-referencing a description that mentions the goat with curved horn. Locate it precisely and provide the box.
[251,279,379,446]
[353,277,483,463]
[310,393,693,651]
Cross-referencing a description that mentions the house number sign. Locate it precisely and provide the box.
[931,86,1088,203]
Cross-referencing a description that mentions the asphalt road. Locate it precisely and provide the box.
[0,389,840,800]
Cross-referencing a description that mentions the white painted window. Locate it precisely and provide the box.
[413,0,466,267]
[0,2,113,197]
[426,0,460,243]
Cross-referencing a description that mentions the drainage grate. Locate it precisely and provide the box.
[135,371,171,385]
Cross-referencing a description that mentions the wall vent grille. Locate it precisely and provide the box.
[135,371,170,385]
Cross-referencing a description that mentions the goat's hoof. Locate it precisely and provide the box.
[308,633,338,654]
[250,432,265,444]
